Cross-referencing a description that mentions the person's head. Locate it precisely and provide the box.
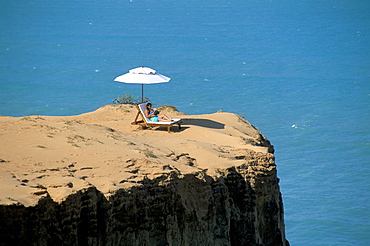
[146,102,152,109]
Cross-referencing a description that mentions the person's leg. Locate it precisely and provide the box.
[160,114,172,121]
[158,116,171,122]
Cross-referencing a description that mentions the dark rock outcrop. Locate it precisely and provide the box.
[0,151,288,246]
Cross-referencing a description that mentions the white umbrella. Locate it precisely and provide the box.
[114,66,171,102]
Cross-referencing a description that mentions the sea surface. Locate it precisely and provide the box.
[1,0,369,245]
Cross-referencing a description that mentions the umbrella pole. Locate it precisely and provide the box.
[141,84,144,102]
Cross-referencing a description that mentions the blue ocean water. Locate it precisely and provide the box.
[1,0,369,245]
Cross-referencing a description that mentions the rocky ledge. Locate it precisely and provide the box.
[0,105,289,246]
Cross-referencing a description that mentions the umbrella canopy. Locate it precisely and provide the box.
[114,66,171,102]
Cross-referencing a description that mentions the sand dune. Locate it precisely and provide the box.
[0,104,271,206]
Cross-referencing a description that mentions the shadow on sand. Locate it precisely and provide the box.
[181,118,225,130]
[150,118,225,132]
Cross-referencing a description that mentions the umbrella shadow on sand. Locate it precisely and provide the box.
[150,119,224,132]
[182,118,225,130]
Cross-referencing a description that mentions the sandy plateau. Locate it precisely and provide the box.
[0,104,271,206]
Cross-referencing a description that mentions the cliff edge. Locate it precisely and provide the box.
[0,104,289,246]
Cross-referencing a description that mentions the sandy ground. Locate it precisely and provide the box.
[0,104,269,206]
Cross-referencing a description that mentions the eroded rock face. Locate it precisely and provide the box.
[0,151,289,246]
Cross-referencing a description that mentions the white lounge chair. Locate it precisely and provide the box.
[131,102,182,133]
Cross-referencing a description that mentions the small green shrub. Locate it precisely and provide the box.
[140,149,157,158]
[113,94,149,105]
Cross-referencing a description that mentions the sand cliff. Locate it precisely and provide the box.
[0,104,289,246]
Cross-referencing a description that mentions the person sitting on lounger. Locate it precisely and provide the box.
[145,103,172,122]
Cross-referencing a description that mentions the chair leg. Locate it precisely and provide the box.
[167,126,171,133]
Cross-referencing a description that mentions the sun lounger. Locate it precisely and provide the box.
[131,102,182,133]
